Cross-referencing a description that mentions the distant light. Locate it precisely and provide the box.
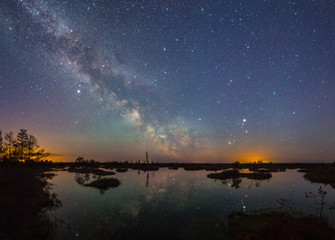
[163,47,167,51]
[77,89,81,94]
[243,118,246,122]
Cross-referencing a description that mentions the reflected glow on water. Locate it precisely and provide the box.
[50,168,335,239]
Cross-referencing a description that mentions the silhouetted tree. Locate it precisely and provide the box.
[26,135,37,161]
[16,129,29,162]
[232,161,241,169]
[0,130,3,158]
[4,132,16,161]
[75,157,86,163]
[32,147,50,162]
[0,129,49,162]
[25,134,50,161]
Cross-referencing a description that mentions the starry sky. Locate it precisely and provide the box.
[1,0,334,163]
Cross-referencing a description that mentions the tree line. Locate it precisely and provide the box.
[0,129,49,163]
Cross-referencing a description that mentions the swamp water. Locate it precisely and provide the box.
[49,168,335,239]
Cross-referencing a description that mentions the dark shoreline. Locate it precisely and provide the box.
[52,161,335,189]
[1,162,335,239]
[52,161,333,171]
[0,164,61,240]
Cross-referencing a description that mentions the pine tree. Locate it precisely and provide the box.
[0,130,3,156]
[4,132,16,161]
[0,129,5,160]
[26,134,50,162]
[26,135,37,161]
[16,129,29,162]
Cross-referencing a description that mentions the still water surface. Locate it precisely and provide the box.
[49,168,335,239]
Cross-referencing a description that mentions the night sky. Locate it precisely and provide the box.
[1,0,334,163]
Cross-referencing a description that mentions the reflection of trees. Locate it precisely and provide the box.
[232,178,242,188]
[222,178,242,188]
[74,172,101,186]
[74,173,92,185]
[209,169,272,189]
[73,172,120,194]
[247,179,262,190]
[220,177,268,189]
[0,167,61,239]
[84,173,90,182]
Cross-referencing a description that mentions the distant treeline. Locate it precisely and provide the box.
[0,129,50,163]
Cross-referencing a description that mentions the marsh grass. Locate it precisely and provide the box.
[84,177,121,194]
[227,210,335,240]
[302,166,335,188]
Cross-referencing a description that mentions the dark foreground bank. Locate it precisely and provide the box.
[0,163,60,240]
[1,162,335,240]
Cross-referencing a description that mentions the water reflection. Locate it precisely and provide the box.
[74,173,92,185]
[73,172,120,194]
[146,172,149,188]
[49,168,335,240]
[207,169,272,189]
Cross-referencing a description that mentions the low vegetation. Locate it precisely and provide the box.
[207,169,272,180]
[227,210,335,240]
[84,178,121,193]
[68,166,116,176]
[301,165,335,188]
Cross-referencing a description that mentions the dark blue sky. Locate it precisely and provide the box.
[1,0,334,162]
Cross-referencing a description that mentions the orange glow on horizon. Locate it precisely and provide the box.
[48,155,75,162]
[238,153,271,164]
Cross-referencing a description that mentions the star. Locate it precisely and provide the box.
[0,0,333,163]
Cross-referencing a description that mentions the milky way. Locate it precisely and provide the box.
[1,0,335,162]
